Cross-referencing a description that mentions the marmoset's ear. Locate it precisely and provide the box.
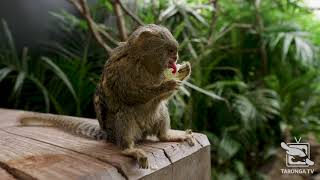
[138,30,155,40]
[134,30,156,47]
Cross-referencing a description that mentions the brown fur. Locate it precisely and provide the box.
[19,24,193,169]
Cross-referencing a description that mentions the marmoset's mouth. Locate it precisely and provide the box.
[168,59,177,74]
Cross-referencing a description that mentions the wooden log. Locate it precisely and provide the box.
[0,130,125,180]
[0,167,16,180]
[0,108,211,180]
[0,109,22,128]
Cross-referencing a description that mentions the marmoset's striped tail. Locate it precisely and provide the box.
[19,112,107,140]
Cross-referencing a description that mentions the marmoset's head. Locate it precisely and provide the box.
[128,24,179,75]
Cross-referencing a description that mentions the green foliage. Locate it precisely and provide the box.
[0,20,77,112]
[1,0,320,179]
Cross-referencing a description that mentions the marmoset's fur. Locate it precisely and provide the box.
[19,24,193,169]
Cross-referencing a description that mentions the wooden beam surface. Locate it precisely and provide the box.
[3,126,175,179]
[0,108,211,180]
[144,132,209,163]
[0,167,16,180]
[0,130,125,180]
[0,109,22,128]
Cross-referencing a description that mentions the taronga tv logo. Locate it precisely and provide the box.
[280,137,315,174]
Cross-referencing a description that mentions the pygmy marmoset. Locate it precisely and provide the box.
[20,24,193,169]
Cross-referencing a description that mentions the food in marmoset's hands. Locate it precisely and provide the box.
[164,61,191,81]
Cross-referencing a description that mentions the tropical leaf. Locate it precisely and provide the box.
[28,76,50,112]
[183,81,224,101]
[267,23,316,65]
[12,72,26,95]
[208,80,248,96]
[41,57,78,101]
[159,4,177,21]
[1,19,19,66]
[186,6,209,27]
[233,94,257,125]
[282,33,294,61]
[217,172,237,180]
[233,88,280,128]
[0,67,12,83]
[218,134,241,161]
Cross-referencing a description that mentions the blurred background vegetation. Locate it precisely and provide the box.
[1,0,320,179]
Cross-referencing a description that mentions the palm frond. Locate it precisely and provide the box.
[41,57,78,102]
[267,23,316,66]
[12,72,26,96]
[0,67,13,83]
[183,81,224,101]
[28,76,50,112]
[217,134,241,161]
[233,89,280,128]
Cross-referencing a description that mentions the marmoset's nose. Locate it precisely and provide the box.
[172,55,177,61]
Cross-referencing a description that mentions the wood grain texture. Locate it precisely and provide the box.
[0,130,125,180]
[144,130,209,163]
[0,167,16,180]
[171,146,211,180]
[0,109,23,128]
[3,126,172,179]
[142,134,211,180]
[0,108,211,180]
